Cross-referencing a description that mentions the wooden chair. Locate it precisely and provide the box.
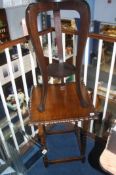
[26,0,96,167]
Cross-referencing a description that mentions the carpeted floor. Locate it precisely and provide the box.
[23,124,110,175]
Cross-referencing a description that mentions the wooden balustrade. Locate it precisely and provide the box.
[0,29,116,51]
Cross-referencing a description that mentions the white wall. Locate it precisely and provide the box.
[6,6,27,40]
[0,1,3,7]
[4,0,36,40]
[94,0,116,24]
[4,0,116,40]
[86,0,95,20]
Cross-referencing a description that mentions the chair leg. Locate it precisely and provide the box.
[81,121,88,162]
[38,125,48,167]
[74,121,88,163]
[38,76,48,112]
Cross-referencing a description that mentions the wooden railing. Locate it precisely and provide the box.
[0,29,116,157]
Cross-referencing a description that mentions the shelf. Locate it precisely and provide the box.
[97,93,116,104]
[97,83,116,104]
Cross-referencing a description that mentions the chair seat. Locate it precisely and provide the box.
[29,82,95,125]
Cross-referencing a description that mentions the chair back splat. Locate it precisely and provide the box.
[26,0,90,112]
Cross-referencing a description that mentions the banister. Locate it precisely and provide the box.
[62,30,116,43]
[0,35,29,51]
[0,28,54,51]
[89,32,116,43]
[0,28,115,51]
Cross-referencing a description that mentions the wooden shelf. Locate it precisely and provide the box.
[97,83,116,104]
[97,93,116,104]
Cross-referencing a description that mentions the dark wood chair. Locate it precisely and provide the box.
[26,0,97,167]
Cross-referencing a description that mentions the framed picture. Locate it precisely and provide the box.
[13,63,19,73]
[2,67,9,78]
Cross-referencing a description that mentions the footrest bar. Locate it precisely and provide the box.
[46,129,75,135]
[47,156,84,164]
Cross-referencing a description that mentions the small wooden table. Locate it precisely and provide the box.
[29,83,96,167]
